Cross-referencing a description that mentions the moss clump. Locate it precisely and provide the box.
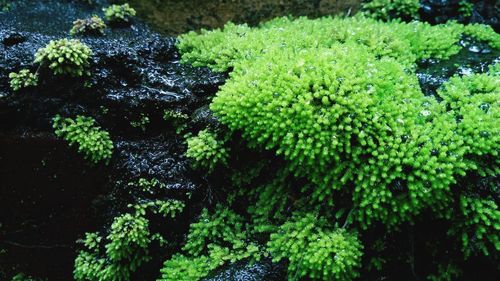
[178,17,471,71]
[159,206,262,281]
[179,16,500,227]
[103,3,136,25]
[449,196,500,258]
[53,115,113,164]
[75,199,184,281]
[34,39,92,76]
[362,0,420,21]
[8,69,38,91]
[268,213,363,280]
[74,214,151,281]
[171,16,500,280]
[185,129,229,172]
[70,15,107,36]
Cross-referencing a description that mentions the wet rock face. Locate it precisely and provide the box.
[420,0,500,31]
[203,259,286,281]
[416,40,499,97]
[0,0,225,279]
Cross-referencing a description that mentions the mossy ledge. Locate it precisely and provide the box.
[162,15,499,281]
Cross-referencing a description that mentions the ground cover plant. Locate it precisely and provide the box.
[157,15,500,281]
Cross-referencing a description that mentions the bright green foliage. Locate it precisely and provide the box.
[53,115,113,164]
[178,17,476,72]
[185,129,229,171]
[268,213,363,281]
[74,214,151,281]
[159,244,256,281]
[437,71,500,176]
[105,214,151,265]
[458,0,474,17]
[75,198,185,281]
[34,39,92,76]
[70,15,107,36]
[103,3,136,24]
[247,175,291,234]
[449,196,500,257]
[362,0,420,21]
[129,199,185,218]
[179,17,500,227]
[128,177,166,194]
[158,253,217,281]
[462,24,500,49]
[159,207,262,281]
[211,45,449,226]
[8,69,38,91]
[183,207,248,256]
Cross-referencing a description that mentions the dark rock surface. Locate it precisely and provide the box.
[420,0,499,31]
[203,259,286,281]
[0,0,225,279]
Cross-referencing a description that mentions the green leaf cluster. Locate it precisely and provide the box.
[103,3,136,24]
[178,16,500,228]
[268,213,363,281]
[8,69,38,91]
[362,0,420,21]
[74,199,184,281]
[449,196,500,258]
[185,129,229,172]
[34,39,92,76]
[53,115,113,164]
[178,17,484,72]
[70,15,107,36]
[129,199,185,218]
[159,206,262,281]
[74,214,151,281]
[458,0,474,17]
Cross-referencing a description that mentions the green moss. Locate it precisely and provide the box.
[74,214,151,281]
[70,15,107,36]
[103,3,136,25]
[268,213,363,281]
[458,0,474,17]
[462,24,500,49]
[74,199,185,281]
[53,115,113,164]
[185,129,229,172]
[159,206,262,281]
[178,17,474,72]
[178,17,499,228]
[34,39,92,76]
[449,196,500,258]
[361,0,420,21]
[8,69,38,91]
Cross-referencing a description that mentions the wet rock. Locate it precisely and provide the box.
[0,0,224,279]
[1,31,27,46]
[190,104,221,131]
[203,259,286,281]
[420,0,500,31]
[113,137,198,192]
[416,39,499,97]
